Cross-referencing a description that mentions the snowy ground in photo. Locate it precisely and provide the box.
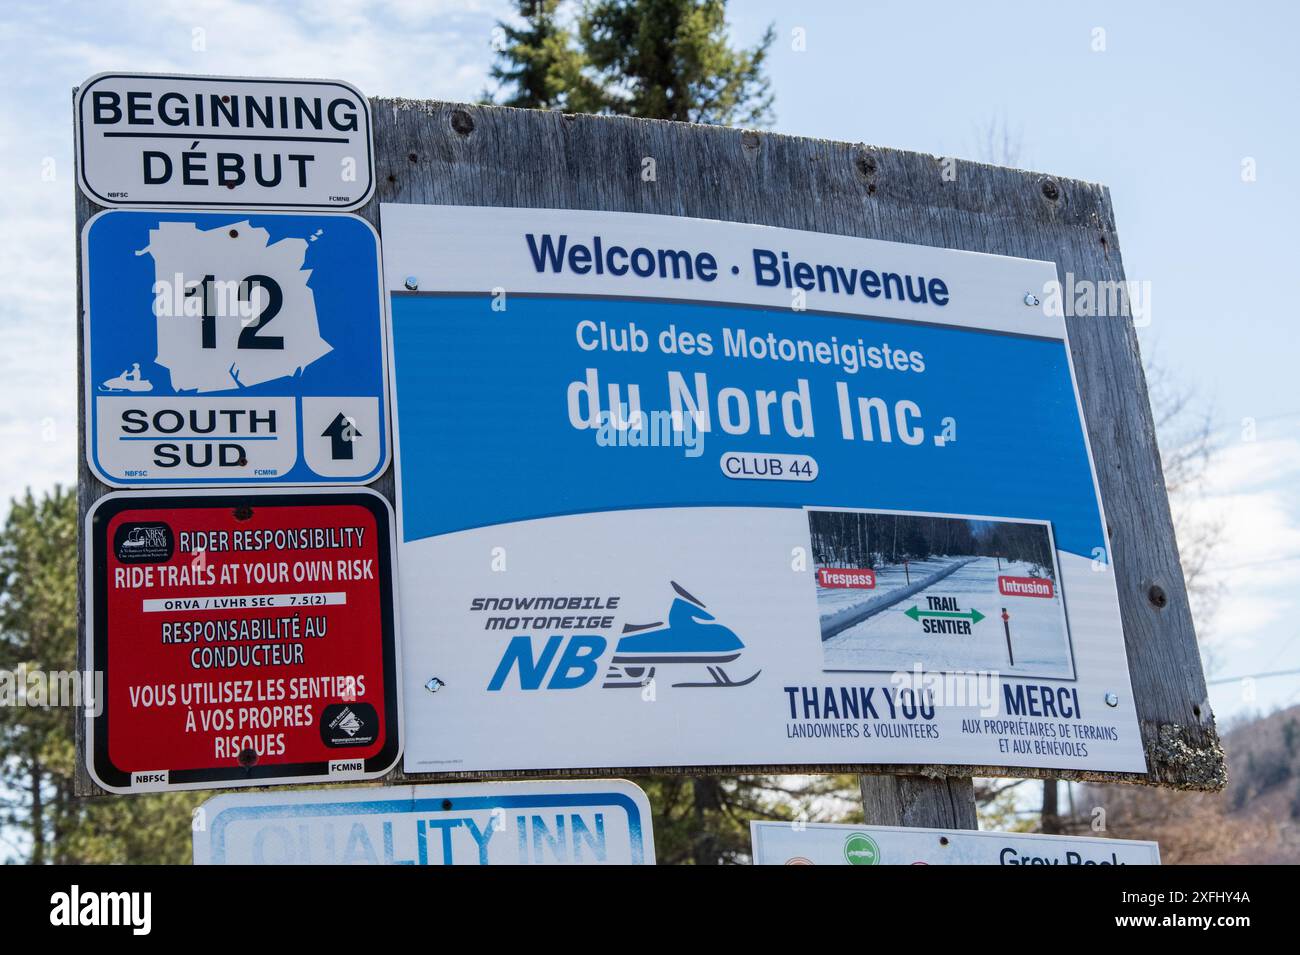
[818,557,1074,678]
[815,558,954,622]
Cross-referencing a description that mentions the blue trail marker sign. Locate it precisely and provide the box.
[81,210,389,487]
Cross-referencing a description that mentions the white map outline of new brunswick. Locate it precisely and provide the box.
[140,220,332,393]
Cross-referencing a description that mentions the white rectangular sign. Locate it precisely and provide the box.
[384,203,1145,776]
[193,781,655,865]
[75,73,374,210]
[750,821,1160,865]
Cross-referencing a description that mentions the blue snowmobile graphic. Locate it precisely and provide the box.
[602,581,761,689]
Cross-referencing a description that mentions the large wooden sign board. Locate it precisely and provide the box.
[76,96,1224,794]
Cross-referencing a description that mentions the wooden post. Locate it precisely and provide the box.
[861,775,978,830]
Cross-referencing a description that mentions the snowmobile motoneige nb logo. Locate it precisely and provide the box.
[603,582,761,690]
[113,522,173,563]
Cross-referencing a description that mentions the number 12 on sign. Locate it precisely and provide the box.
[81,210,391,487]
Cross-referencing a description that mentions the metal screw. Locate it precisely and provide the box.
[1023,292,1040,307]
[404,276,419,291]
[1104,692,1119,708]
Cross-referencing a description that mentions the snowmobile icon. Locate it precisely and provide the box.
[119,527,151,550]
[99,363,152,393]
[602,581,761,689]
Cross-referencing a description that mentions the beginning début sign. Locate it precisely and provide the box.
[85,489,401,793]
[75,73,375,210]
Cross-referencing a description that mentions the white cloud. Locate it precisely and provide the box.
[1203,431,1300,496]
[1187,436,1300,650]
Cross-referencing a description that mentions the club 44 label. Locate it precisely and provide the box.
[82,210,390,487]
[85,488,401,793]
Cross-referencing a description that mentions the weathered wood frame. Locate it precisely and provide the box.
[76,98,1224,797]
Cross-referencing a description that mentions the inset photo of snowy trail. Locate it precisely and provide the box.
[808,508,1075,680]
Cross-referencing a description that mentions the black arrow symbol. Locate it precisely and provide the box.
[322,413,361,460]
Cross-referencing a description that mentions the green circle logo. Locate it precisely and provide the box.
[843,832,881,865]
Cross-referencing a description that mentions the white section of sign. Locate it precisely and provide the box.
[380,203,1064,339]
[300,396,381,477]
[95,396,298,481]
[147,219,331,391]
[720,451,818,481]
[750,821,1160,865]
[399,507,1144,773]
[131,771,169,790]
[76,73,374,210]
[141,592,347,612]
[193,781,656,865]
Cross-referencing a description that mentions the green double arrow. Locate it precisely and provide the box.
[904,606,985,624]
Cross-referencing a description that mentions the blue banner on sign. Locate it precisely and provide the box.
[83,210,389,486]
[391,294,1105,560]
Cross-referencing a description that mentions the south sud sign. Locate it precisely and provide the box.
[81,210,390,486]
[84,489,401,793]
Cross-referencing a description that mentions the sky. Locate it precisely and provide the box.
[0,0,1296,724]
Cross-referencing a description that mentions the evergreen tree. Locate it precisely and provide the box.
[485,0,594,110]
[0,488,77,863]
[634,774,859,864]
[0,487,206,863]
[579,0,774,124]
[489,0,774,126]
